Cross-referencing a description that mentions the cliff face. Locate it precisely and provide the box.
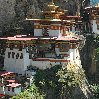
[0,0,88,34]
[0,0,16,30]
[0,0,47,33]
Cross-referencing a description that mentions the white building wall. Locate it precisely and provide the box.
[5,87,21,96]
[69,49,74,60]
[69,48,81,66]
[49,30,60,37]
[24,53,31,71]
[0,86,5,94]
[34,29,42,36]
[91,20,99,34]
[32,61,60,70]
[74,49,81,66]
[4,48,31,75]
[32,61,50,69]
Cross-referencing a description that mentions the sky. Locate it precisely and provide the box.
[90,0,99,6]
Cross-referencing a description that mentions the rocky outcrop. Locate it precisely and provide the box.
[0,0,16,30]
[0,0,47,33]
[61,62,94,99]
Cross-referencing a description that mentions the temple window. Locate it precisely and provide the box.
[10,43,14,50]
[59,44,69,52]
[29,54,32,59]
[8,52,11,58]
[12,52,15,58]
[20,53,23,59]
[19,45,22,51]
[16,53,19,59]
[26,46,28,52]
[12,88,14,92]
[8,87,10,91]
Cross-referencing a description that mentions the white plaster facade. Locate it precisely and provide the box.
[34,28,61,37]
[34,23,62,37]
[48,29,60,37]
[69,48,81,65]
[4,43,81,73]
[0,86,21,96]
[5,86,21,96]
[0,86,5,94]
[34,29,43,36]
[31,48,81,70]
[4,48,31,75]
[91,20,99,34]
[32,60,61,69]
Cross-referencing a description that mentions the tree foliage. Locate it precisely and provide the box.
[90,84,99,99]
[12,83,44,99]
[12,63,92,99]
[57,62,87,98]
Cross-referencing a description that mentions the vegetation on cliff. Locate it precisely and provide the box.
[12,63,93,99]
[12,83,44,99]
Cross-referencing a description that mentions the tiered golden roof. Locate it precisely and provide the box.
[42,2,67,19]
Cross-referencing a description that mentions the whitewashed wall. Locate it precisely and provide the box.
[91,20,99,34]
[69,49,74,60]
[4,48,31,75]
[32,61,61,69]
[0,86,5,94]
[74,49,81,66]
[5,87,21,96]
[48,29,60,37]
[34,29,42,36]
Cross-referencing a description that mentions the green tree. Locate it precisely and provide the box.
[12,83,44,99]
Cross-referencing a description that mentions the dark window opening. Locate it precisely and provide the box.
[97,24,99,30]
[29,54,32,59]
[12,88,14,92]
[8,87,10,91]
[20,53,23,59]
[16,53,19,59]
[12,52,15,58]
[10,43,14,50]
[8,52,11,58]
[19,46,22,51]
